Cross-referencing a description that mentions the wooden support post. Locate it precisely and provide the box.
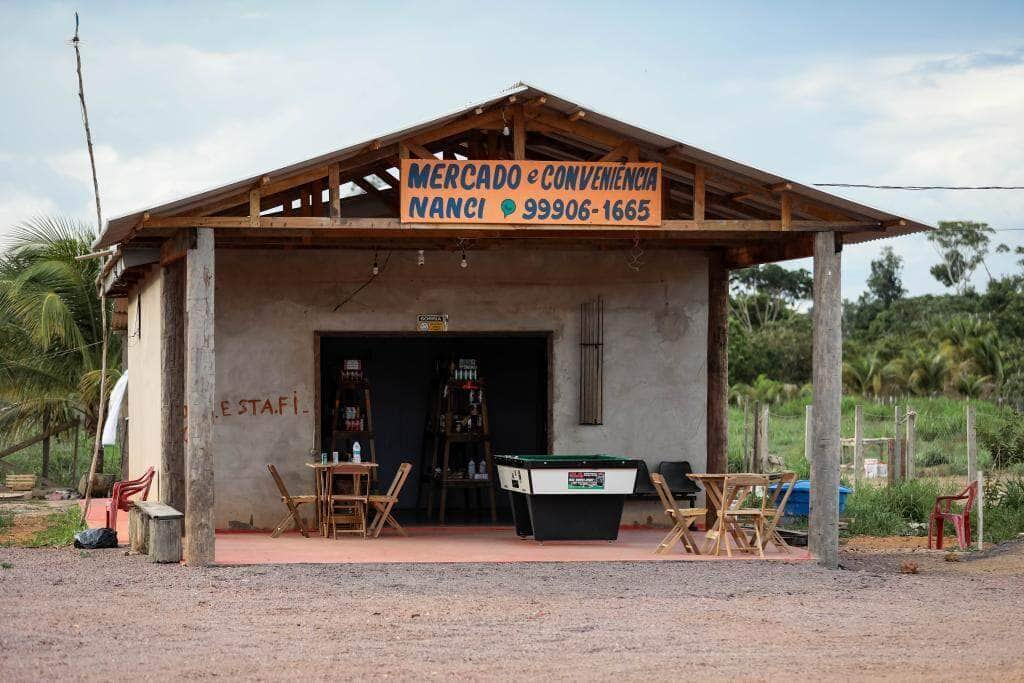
[70,419,80,484]
[692,166,706,221]
[705,251,729,529]
[40,418,50,480]
[804,404,813,465]
[184,228,215,566]
[749,401,760,472]
[809,231,841,569]
[328,163,341,221]
[906,408,916,480]
[512,105,526,160]
[977,470,984,551]
[780,193,792,229]
[754,405,769,472]
[893,405,903,481]
[966,402,977,485]
[160,257,186,514]
[248,189,260,228]
[853,405,864,488]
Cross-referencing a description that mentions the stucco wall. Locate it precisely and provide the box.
[126,268,163,496]
[211,248,709,530]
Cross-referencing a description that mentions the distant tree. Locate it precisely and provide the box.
[729,264,812,332]
[865,247,906,307]
[928,220,995,295]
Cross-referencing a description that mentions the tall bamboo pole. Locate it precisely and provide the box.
[72,13,110,525]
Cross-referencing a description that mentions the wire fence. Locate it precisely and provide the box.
[727,397,1010,482]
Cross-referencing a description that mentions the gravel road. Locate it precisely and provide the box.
[1,544,1022,681]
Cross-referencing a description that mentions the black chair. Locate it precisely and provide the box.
[632,460,658,497]
[657,461,700,508]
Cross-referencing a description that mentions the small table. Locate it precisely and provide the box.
[306,462,378,537]
[687,473,761,555]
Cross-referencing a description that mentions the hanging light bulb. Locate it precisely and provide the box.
[417,249,425,267]
[460,250,468,269]
[501,110,510,137]
[371,251,379,276]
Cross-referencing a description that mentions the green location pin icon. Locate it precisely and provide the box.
[500,198,516,218]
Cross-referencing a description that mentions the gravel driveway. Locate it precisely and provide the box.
[1,544,1022,681]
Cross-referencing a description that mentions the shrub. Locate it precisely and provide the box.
[978,415,1024,469]
[918,448,950,468]
[844,479,957,536]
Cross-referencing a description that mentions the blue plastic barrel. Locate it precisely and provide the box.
[770,479,850,517]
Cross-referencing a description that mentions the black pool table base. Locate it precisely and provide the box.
[507,492,627,542]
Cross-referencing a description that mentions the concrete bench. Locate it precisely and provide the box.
[129,500,184,563]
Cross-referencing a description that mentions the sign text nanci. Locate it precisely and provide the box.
[400,160,662,227]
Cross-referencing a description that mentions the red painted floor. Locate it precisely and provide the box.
[84,500,810,564]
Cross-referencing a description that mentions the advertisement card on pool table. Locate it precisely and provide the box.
[568,471,605,490]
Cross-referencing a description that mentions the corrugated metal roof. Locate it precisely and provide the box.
[96,81,930,248]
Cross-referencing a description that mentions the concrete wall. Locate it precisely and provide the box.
[210,248,709,530]
[126,269,163,495]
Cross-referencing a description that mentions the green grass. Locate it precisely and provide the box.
[1,507,85,548]
[844,479,957,536]
[1,562,12,569]
[728,396,1024,544]
[728,396,1020,479]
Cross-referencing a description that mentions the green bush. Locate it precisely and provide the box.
[978,415,1024,469]
[844,479,957,536]
[919,448,950,468]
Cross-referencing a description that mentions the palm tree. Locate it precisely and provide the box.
[843,353,885,397]
[890,348,950,397]
[0,216,120,441]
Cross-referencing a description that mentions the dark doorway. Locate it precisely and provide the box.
[317,333,550,522]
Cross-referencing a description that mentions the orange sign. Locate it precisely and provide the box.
[400,159,662,226]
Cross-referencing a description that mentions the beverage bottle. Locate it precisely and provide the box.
[478,458,487,480]
[467,459,476,478]
[353,441,362,463]
[332,451,339,464]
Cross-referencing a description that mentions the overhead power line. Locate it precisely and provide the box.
[813,183,1024,190]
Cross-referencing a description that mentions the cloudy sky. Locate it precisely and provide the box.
[1,1,1022,299]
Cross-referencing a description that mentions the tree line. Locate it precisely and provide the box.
[730,221,1024,402]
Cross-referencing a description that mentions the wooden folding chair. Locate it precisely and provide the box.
[267,464,315,538]
[761,471,797,553]
[650,473,707,555]
[714,474,769,558]
[367,463,412,538]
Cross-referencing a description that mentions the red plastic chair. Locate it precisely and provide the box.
[106,466,155,530]
[928,481,978,550]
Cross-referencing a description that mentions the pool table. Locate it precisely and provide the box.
[494,454,640,541]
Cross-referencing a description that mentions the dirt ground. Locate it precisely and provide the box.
[1,539,1023,681]
[0,499,76,545]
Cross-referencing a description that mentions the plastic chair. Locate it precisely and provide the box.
[656,461,701,507]
[928,481,978,550]
[632,460,658,497]
[106,466,155,530]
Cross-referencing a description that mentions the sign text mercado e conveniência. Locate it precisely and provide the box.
[400,159,662,226]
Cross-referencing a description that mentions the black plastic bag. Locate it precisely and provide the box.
[73,527,118,549]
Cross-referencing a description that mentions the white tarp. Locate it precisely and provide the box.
[101,371,129,446]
